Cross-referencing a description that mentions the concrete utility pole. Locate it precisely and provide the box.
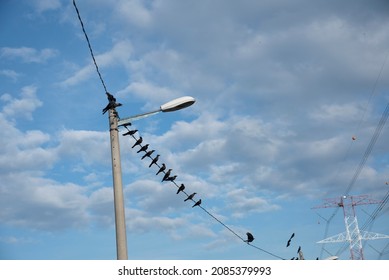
[107,96,195,260]
[108,108,128,260]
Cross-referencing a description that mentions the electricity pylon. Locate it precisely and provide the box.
[312,195,389,260]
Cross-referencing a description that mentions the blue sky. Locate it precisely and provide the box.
[0,0,388,260]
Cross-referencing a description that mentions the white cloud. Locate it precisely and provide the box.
[55,129,110,166]
[0,47,59,63]
[310,103,367,123]
[226,188,280,218]
[60,40,132,87]
[1,86,43,120]
[0,69,21,81]
[31,0,61,13]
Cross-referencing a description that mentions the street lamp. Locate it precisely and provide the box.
[108,95,195,260]
[117,96,196,126]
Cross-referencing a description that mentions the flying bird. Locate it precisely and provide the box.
[286,233,295,247]
[176,184,185,194]
[141,149,155,160]
[122,129,137,136]
[131,137,143,148]
[192,199,201,208]
[162,169,172,182]
[297,246,301,254]
[184,192,196,202]
[245,232,255,243]
[137,144,149,153]
[155,162,165,174]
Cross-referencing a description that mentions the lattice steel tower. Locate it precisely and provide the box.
[313,194,389,260]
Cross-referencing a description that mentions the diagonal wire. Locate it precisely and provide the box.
[123,126,285,260]
[73,0,108,94]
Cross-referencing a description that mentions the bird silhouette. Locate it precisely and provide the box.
[297,246,301,254]
[106,92,116,102]
[184,192,196,201]
[155,163,165,174]
[192,199,201,208]
[132,137,143,148]
[176,184,185,194]
[245,232,254,243]
[137,144,149,153]
[149,154,160,168]
[165,175,177,182]
[286,232,295,247]
[162,169,172,182]
[141,150,155,160]
[122,129,138,136]
[102,101,122,114]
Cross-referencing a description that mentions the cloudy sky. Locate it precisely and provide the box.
[1,0,388,260]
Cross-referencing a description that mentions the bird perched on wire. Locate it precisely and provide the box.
[192,199,201,208]
[122,129,138,136]
[137,144,149,153]
[165,175,177,182]
[184,192,196,201]
[131,137,143,148]
[106,91,116,102]
[102,93,122,114]
[162,169,172,182]
[245,232,255,243]
[176,184,185,194]
[155,162,165,174]
[141,149,155,160]
[149,154,160,168]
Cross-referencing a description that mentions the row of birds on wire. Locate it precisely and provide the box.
[120,122,264,247]
[122,123,203,208]
[120,119,307,260]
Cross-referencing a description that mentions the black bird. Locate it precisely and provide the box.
[141,149,155,160]
[102,101,122,114]
[184,192,196,202]
[165,175,177,182]
[122,129,138,136]
[155,162,165,174]
[286,232,295,247]
[137,144,149,153]
[131,137,143,148]
[192,199,201,208]
[176,184,185,194]
[162,169,172,182]
[297,246,301,254]
[106,92,116,102]
[149,154,160,168]
[245,232,255,243]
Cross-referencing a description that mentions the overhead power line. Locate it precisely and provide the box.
[123,125,286,260]
[73,0,108,94]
